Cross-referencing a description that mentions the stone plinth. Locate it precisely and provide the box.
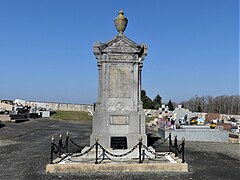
[46,152,188,173]
[46,162,188,173]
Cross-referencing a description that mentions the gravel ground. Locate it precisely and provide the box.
[0,118,239,180]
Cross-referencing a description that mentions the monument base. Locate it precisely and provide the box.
[46,152,188,173]
[90,111,147,148]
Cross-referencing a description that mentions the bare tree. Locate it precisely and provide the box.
[181,95,240,115]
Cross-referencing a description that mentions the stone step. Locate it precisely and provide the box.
[46,152,188,173]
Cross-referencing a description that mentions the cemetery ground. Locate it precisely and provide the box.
[0,118,239,180]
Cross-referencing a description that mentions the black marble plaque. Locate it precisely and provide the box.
[110,136,127,149]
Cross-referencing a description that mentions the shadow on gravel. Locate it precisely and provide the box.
[147,134,161,146]
[0,123,5,128]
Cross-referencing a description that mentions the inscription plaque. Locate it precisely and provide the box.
[108,54,133,61]
[111,137,128,149]
[110,115,129,125]
[109,66,132,98]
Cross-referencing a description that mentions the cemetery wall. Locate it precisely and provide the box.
[26,101,94,112]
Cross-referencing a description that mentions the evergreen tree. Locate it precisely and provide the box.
[153,94,162,110]
[141,90,153,109]
[168,100,175,111]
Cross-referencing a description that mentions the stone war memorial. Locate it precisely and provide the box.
[90,10,148,149]
[46,11,188,173]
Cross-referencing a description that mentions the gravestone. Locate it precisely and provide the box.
[90,10,148,149]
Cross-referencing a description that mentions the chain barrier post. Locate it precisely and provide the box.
[169,133,172,152]
[58,134,62,158]
[138,137,142,164]
[95,137,99,164]
[50,136,55,164]
[174,135,178,157]
[142,149,145,163]
[182,137,185,163]
[66,132,69,153]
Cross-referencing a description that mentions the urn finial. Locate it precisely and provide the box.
[114,10,128,35]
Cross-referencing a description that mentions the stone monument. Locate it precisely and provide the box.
[90,10,148,149]
[46,11,188,173]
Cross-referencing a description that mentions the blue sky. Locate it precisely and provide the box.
[0,0,239,104]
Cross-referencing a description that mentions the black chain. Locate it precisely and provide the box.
[157,136,169,145]
[62,141,68,150]
[51,133,184,164]
[98,143,139,157]
[69,138,85,148]
[55,142,138,164]
[177,144,183,153]
[71,144,95,157]
[52,143,59,154]
[53,144,95,164]
[98,150,138,163]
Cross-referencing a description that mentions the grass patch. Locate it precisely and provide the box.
[50,111,156,123]
[50,111,92,121]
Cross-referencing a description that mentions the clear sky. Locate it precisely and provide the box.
[0,0,239,104]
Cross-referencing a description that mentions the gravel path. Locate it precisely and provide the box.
[0,118,239,180]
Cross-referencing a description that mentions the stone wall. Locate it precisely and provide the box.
[26,101,94,112]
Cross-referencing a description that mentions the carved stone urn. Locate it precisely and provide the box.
[114,10,128,34]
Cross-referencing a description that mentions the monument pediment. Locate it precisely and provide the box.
[95,35,143,54]
[94,35,148,62]
[103,36,139,53]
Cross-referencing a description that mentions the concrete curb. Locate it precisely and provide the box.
[46,162,188,173]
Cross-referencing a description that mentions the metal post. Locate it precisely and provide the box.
[50,136,54,164]
[174,135,178,157]
[66,132,69,153]
[58,134,62,158]
[169,133,172,152]
[142,150,145,163]
[95,137,98,164]
[102,149,106,160]
[138,137,142,164]
[182,138,185,163]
